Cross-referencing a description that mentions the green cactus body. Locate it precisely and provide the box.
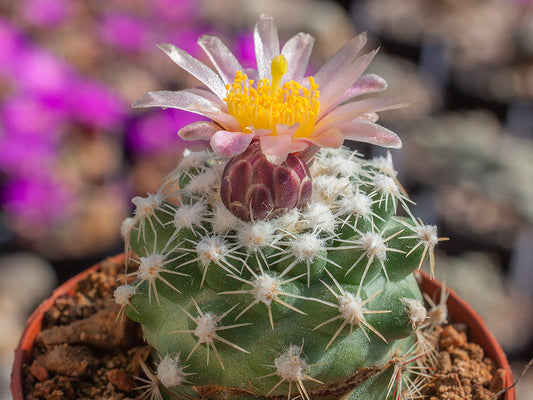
[119,147,438,400]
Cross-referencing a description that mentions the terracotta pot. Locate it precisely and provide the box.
[10,253,125,399]
[11,255,516,399]
[418,271,516,399]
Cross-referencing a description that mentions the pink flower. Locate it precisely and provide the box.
[133,14,407,165]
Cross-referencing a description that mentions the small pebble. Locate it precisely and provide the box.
[106,368,135,392]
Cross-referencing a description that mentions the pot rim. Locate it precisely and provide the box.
[10,254,516,399]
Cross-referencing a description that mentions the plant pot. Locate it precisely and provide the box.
[11,254,516,400]
[10,254,124,400]
[418,272,516,399]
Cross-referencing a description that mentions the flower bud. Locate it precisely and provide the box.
[220,141,312,221]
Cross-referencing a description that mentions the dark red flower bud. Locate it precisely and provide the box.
[220,141,312,221]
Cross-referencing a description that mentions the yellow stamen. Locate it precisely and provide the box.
[224,57,320,138]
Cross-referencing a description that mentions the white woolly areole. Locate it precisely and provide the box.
[291,233,324,263]
[357,232,387,260]
[338,193,372,216]
[320,155,361,177]
[194,313,218,344]
[372,153,397,177]
[196,236,226,266]
[338,292,366,324]
[114,284,136,306]
[138,254,166,281]
[274,345,308,382]
[414,224,438,249]
[308,159,326,177]
[401,298,427,328]
[252,274,281,306]
[237,221,274,252]
[373,174,399,196]
[312,175,351,202]
[120,217,136,239]
[178,150,210,170]
[184,168,219,194]
[174,202,206,230]
[429,301,448,326]
[211,202,240,235]
[157,355,186,388]
[303,202,336,233]
[274,208,302,234]
[132,193,164,219]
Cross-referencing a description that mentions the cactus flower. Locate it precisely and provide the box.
[133,14,407,165]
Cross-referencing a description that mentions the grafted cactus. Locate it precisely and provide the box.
[117,147,442,400]
[117,14,444,400]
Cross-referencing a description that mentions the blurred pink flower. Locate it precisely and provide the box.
[68,80,126,130]
[98,12,153,53]
[234,33,256,69]
[19,0,74,28]
[2,175,74,228]
[0,21,22,73]
[134,14,407,164]
[152,0,198,23]
[128,109,207,153]
[11,46,75,98]
[1,95,65,140]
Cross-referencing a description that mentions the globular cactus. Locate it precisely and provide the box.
[116,14,444,400]
[117,146,443,400]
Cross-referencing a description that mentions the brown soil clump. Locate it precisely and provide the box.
[423,324,507,400]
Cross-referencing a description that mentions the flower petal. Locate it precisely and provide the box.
[315,96,410,134]
[198,35,243,85]
[248,126,273,136]
[318,49,379,113]
[244,68,259,82]
[275,123,300,138]
[132,89,222,113]
[281,32,314,83]
[210,130,254,157]
[291,141,312,153]
[190,105,241,131]
[354,96,411,113]
[254,14,280,81]
[260,134,293,165]
[304,128,345,148]
[314,32,366,81]
[337,74,388,103]
[186,87,227,108]
[340,119,402,148]
[314,32,367,103]
[314,103,372,134]
[157,43,227,100]
[178,121,219,141]
[361,112,379,123]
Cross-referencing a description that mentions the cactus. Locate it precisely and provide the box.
[117,14,444,400]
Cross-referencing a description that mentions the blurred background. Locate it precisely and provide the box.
[1,0,532,398]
